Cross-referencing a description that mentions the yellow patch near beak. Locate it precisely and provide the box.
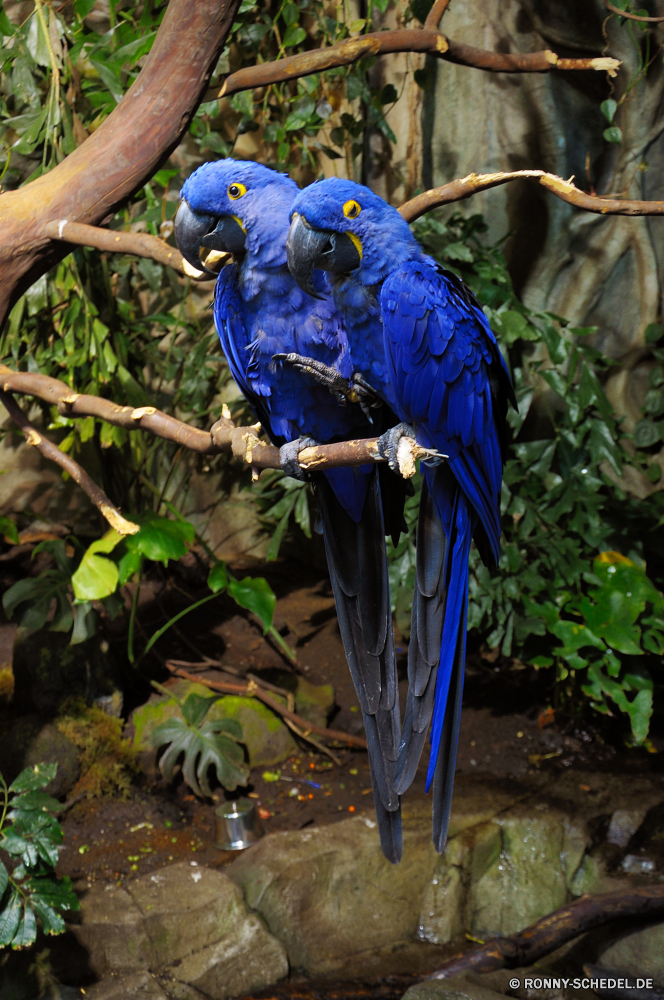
[345,231,363,260]
[232,215,246,233]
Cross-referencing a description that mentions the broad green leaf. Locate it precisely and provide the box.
[282,24,306,47]
[228,576,276,631]
[604,125,622,144]
[0,862,7,899]
[151,717,249,796]
[208,561,229,594]
[30,897,65,936]
[74,0,97,17]
[25,875,79,912]
[0,890,21,947]
[600,98,617,123]
[71,602,98,646]
[553,619,605,655]
[0,5,16,34]
[180,693,218,728]
[125,517,194,565]
[11,905,37,949]
[627,688,653,744]
[9,764,58,794]
[71,530,122,601]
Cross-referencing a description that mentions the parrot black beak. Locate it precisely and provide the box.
[287,213,361,298]
[174,200,246,276]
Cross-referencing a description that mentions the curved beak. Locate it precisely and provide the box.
[174,200,246,276]
[287,213,361,298]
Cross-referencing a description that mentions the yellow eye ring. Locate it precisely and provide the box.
[343,199,361,219]
[228,182,247,200]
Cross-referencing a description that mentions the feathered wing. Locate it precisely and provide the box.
[382,259,513,852]
[214,265,283,445]
[316,469,402,864]
[216,266,403,862]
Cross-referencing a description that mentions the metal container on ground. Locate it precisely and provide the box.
[215,798,265,850]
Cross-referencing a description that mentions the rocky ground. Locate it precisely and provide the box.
[2,556,664,999]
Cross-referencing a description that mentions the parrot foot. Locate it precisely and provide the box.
[377,424,447,478]
[280,437,320,482]
[272,353,382,420]
[272,353,350,404]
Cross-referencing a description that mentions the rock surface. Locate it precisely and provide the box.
[0,714,80,797]
[131,677,334,769]
[68,862,288,999]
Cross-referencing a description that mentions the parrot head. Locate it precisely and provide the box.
[175,159,298,275]
[287,177,418,295]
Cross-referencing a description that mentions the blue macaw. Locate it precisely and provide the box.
[174,161,407,862]
[286,178,515,852]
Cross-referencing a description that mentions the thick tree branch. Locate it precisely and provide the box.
[0,0,241,329]
[399,170,664,222]
[424,0,453,30]
[427,885,664,980]
[0,366,437,476]
[211,32,620,101]
[0,389,139,535]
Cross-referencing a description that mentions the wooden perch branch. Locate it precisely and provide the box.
[427,885,664,980]
[0,365,438,477]
[43,221,188,277]
[165,663,368,750]
[0,388,139,536]
[212,32,620,101]
[399,169,664,223]
[424,0,452,30]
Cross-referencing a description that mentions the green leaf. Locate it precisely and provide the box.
[90,60,124,104]
[74,0,97,17]
[644,322,664,345]
[11,905,37,949]
[282,24,306,47]
[125,517,194,566]
[151,717,249,796]
[627,688,653,744]
[553,619,605,655]
[25,876,79,911]
[71,602,97,646]
[0,862,8,899]
[603,125,622,144]
[71,529,122,601]
[9,764,58,794]
[208,561,229,594]
[30,896,65,936]
[227,576,276,632]
[634,419,661,448]
[180,692,218,728]
[0,890,21,947]
[0,5,16,34]
[600,98,617,123]
[9,790,60,814]
[0,516,19,545]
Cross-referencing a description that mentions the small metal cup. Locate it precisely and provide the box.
[215,798,265,851]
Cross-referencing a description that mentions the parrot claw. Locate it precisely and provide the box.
[272,353,382,421]
[279,437,320,481]
[377,424,447,479]
[272,353,350,405]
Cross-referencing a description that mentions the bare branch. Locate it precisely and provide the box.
[427,885,664,980]
[0,389,139,536]
[424,0,453,30]
[0,365,439,475]
[603,0,664,22]
[165,663,368,749]
[210,31,620,101]
[42,221,191,277]
[399,169,664,222]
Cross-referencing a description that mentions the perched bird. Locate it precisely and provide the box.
[174,161,406,862]
[286,178,515,852]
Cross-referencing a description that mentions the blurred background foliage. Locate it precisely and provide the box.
[1,0,664,743]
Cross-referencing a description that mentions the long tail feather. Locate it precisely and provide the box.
[394,477,446,795]
[316,469,402,862]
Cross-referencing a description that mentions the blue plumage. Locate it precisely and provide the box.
[176,161,405,863]
[288,178,514,851]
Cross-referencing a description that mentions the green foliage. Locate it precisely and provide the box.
[56,699,139,800]
[389,211,664,743]
[150,685,249,797]
[0,764,79,950]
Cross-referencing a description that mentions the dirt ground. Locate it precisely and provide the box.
[45,560,662,891]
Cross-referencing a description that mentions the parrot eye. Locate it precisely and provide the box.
[343,200,361,219]
[228,183,247,200]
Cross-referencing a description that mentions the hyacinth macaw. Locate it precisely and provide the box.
[286,178,515,852]
[174,161,407,862]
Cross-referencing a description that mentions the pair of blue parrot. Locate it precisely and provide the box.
[175,159,515,864]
